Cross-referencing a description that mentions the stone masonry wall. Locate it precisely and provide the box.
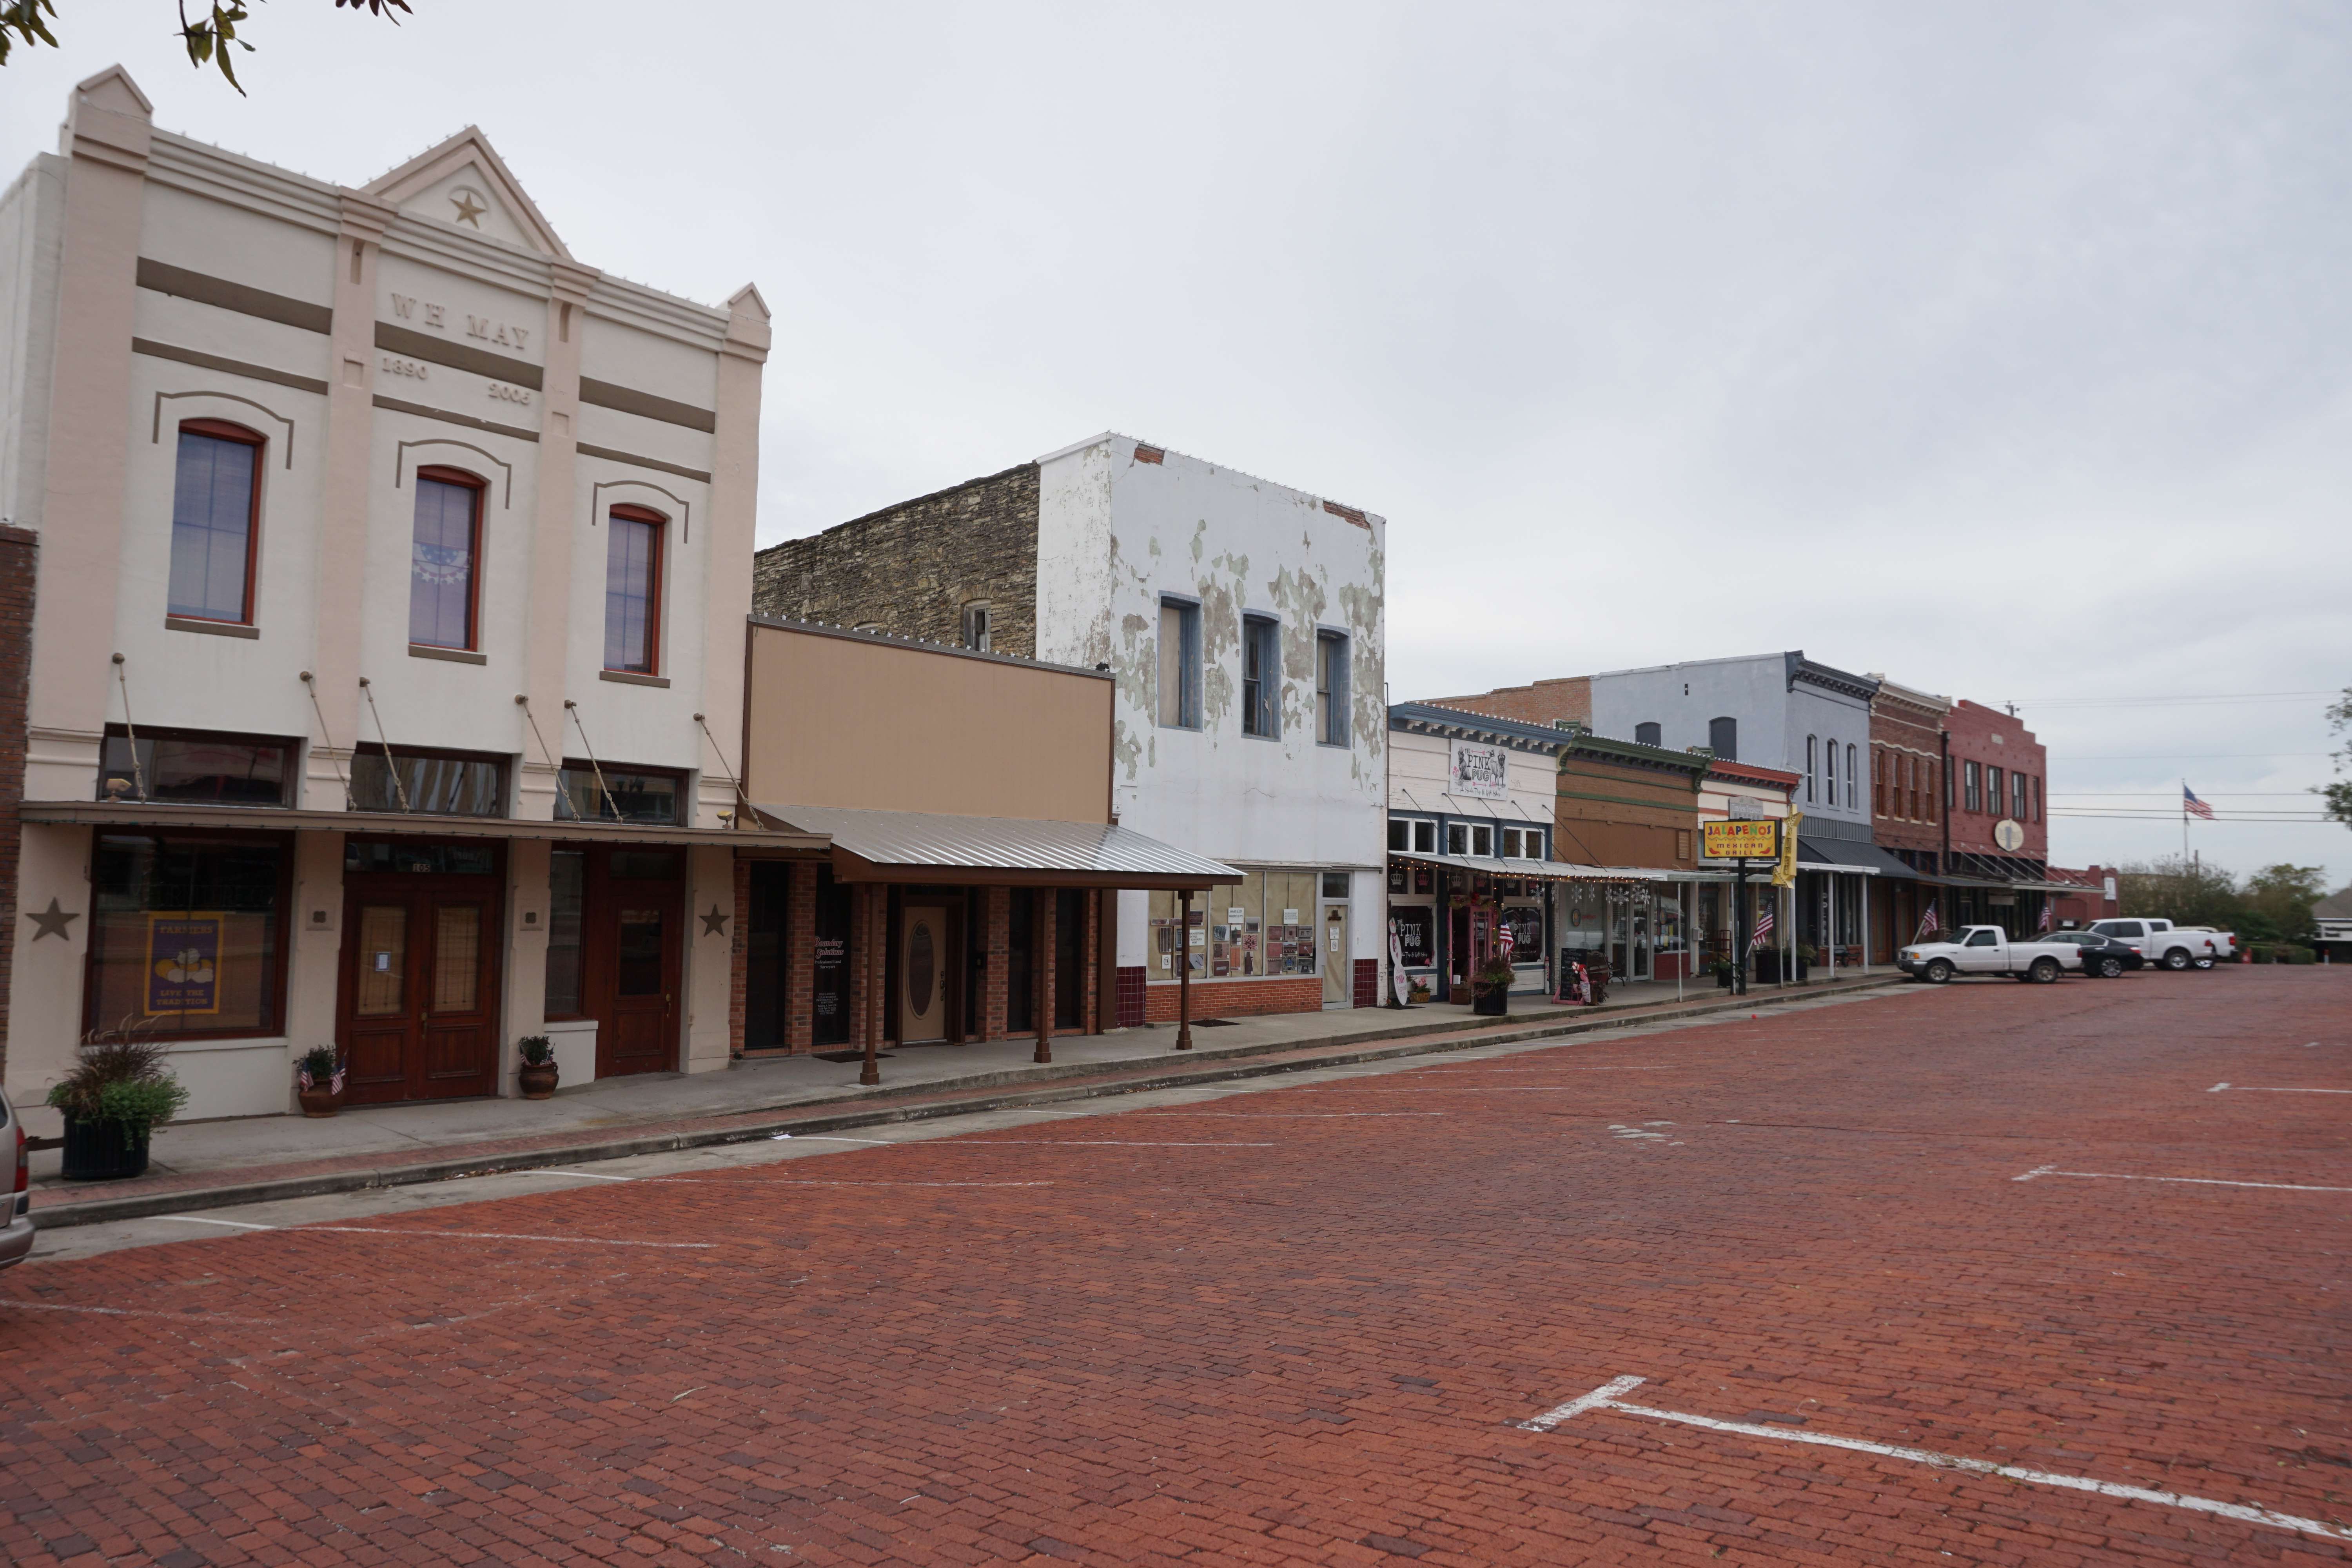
[751,465,1043,657]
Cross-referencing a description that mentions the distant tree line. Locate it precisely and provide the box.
[2118,857,2329,948]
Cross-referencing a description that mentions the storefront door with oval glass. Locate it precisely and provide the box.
[900,903,949,1043]
[337,841,503,1105]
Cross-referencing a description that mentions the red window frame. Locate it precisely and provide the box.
[409,464,487,652]
[172,418,266,626]
[604,504,666,674]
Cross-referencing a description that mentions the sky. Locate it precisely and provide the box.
[4,1,2347,887]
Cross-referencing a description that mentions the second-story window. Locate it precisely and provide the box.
[350,746,508,817]
[962,602,991,652]
[1847,744,1857,808]
[169,421,264,624]
[1241,615,1279,738]
[2013,769,2027,820]
[1806,736,1818,802]
[1826,737,1838,806]
[1988,766,2005,818]
[1964,760,1981,813]
[1158,597,1200,729]
[1316,631,1349,746]
[410,468,484,650]
[1873,749,1887,817]
[1635,721,1661,746]
[1709,716,1737,761]
[605,506,665,673]
[1926,761,1938,823]
[2032,775,2042,823]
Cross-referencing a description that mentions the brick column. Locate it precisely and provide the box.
[728,855,750,1056]
[847,882,870,1058]
[0,526,35,1079]
[1082,890,1100,1036]
[1034,890,1055,1064]
[982,887,1009,1041]
[786,862,816,1053]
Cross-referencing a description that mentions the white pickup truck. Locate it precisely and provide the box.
[2086,918,2235,971]
[1897,925,2092,984]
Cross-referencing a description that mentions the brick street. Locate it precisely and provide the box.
[1,970,2346,1568]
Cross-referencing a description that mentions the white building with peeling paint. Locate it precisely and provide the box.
[1034,434,1386,1021]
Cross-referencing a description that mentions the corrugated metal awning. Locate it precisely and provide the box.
[752,803,1236,888]
[20,800,829,851]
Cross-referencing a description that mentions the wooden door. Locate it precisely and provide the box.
[1321,904,1348,1004]
[338,882,500,1104]
[899,902,949,1043]
[588,849,682,1078]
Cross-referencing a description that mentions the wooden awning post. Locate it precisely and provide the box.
[860,885,884,1086]
[1034,891,1055,1064]
[1175,888,1194,1051]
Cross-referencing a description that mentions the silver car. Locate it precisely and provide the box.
[0,1087,32,1270]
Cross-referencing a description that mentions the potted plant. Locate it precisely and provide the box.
[1406,979,1432,1004]
[1470,955,1514,1016]
[47,1024,190,1182]
[517,1035,559,1100]
[1705,955,1735,990]
[295,1046,345,1118]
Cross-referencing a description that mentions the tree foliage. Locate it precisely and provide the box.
[1,0,408,92]
[2118,855,2326,945]
[2320,686,2352,832]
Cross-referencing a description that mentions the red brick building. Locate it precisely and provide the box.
[1939,699,2053,935]
[1867,677,1948,960]
[2047,866,2122,929]
[1422,675,1590,730]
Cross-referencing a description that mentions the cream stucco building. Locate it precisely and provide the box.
[0,67,801,1127]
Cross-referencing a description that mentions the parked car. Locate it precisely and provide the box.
[2032,929,2143,978]
[2087,918,2236,971]
[1898,925,2095,984]
[0,1086,31,1272]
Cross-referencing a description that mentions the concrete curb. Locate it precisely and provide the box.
[34,976,1904,1230]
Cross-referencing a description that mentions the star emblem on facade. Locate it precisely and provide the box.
[700,903,730,937]
[449,187,487,227]
[25,898,80,941]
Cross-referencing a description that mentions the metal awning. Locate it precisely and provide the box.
[1390,851,1708,884]
[1794,837,1918,878]
[20,800,829,851]
[752,803,1236,888]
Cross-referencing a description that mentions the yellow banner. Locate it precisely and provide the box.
[1773,811,1805,887]
[1702,819,1779,861]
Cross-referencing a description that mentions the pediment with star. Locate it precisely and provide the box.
[360,128,571,259]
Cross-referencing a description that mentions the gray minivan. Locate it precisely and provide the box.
[0,1086,32,1269]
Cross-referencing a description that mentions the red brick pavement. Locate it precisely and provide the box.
[0,968,2345,1566]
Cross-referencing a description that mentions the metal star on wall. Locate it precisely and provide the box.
[699,904,730,937]
[25,898,80,941]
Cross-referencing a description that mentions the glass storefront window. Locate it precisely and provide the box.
[1149,870,1324,978]
[344,841,497,876]
[99,727,293,808]
[87,833,286,1038]
[350,748,507,817]
[556,763,681,824]
[545,849,585,1016]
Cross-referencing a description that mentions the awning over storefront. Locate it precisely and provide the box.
[1794,837,1918,878]
[19,800,830,851]
[1391,850,1711,885]
[752,803,1236,888]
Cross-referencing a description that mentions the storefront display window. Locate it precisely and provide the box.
[545,849,586,1016]
[351,747,507,817]
[344,841,496,876]
[556,762,681,824]
[86,833,288,1038]
[1149,870,1322,979]
[99,726,294,808]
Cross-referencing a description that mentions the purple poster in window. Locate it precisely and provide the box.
[146,914,223,1016]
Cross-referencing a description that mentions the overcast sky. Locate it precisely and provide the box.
[6,2,2347,886]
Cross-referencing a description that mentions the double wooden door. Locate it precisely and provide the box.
[339,869,502,1104]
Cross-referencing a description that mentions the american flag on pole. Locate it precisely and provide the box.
[2184,785,2214,820]
[1751,907,1775,948]
[1914,902,1939,942]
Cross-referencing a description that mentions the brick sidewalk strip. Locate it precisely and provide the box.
[32,976,1903,1228]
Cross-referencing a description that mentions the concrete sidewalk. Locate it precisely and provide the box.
[33,971,1904,1227]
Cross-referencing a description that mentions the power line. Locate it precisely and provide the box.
[2060,752,2330,760]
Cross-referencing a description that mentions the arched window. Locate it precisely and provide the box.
[410,465,486,651]
[1848,744,1858,809]
[1825,738,1837,806]
[1708,716,1737,760]
[1634,721,1661,746]
[170,419,265,625]
[1806,735,1818,802]
[605,503,667,673]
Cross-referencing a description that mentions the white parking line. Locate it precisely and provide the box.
[161,1216,715,1247]
[2013,1165,2352,1193]
[515,1170,1052,1188]
[2207,1084,2352,1094]
[0,1298,281,1326]
[1024,1111,1443,1120]
[1522,1375,2352,1545]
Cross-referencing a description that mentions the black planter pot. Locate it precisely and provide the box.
[60,1116,151,1182]
[1471,986,1510,1016]
[1714,967,1734,990]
